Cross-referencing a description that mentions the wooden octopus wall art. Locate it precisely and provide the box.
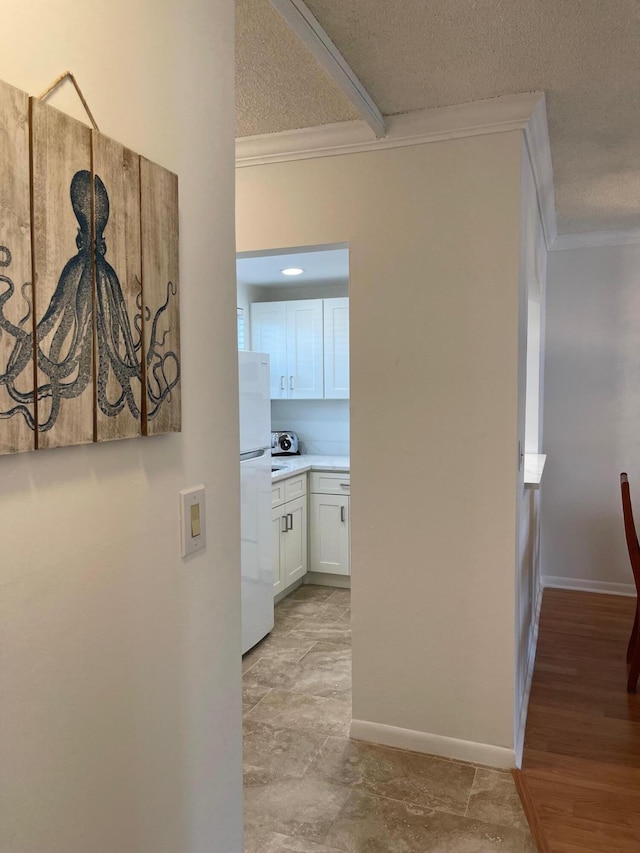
[0,77,181,455]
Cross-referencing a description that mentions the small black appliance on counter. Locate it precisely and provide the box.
[271,430,300,455]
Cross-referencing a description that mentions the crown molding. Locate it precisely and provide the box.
[522,94,557,250]
[236,92,560,251]
[237,93,640,255]
[551,228,640,251]
[236,92,544,168]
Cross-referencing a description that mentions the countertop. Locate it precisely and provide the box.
[271,454,350,482]
[271,452,542,486]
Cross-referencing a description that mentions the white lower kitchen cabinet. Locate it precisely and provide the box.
[272,488,308,594]
[310,492,350,575]
[282,496,307,586]
[271,506,285,596]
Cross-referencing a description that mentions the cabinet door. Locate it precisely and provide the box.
[310,494,350,575]
[272,506,286,595]
[282,496,308,587]
[323,298,350,399]
[251,302,287,399]
[286,300,324,399]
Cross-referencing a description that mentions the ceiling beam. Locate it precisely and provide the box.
[268,0,386,139]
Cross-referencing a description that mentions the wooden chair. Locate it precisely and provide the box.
[620,473,640,692]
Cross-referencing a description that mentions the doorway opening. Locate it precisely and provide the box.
[237,243,352,849]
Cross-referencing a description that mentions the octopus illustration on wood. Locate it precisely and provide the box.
[0,79,180,455]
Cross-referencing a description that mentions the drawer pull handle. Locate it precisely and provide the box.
[340,483,349,489]
[281,516,288,533]
[340,506,346,523]
[287,513,293,531]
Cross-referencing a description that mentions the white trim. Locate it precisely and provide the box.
[542,575,636,597]
[522,95,557,250]
[268,0,385,138]
[349,719,516,770]
[523,452,546,489]
[304,571,351,588]
[514,584,543,767]
[236,92,544,168]
[551,228,640,251]
[235,91,640,254]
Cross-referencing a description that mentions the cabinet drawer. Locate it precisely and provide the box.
[273,473,308,507]
[284,474,307,502]
[310,471,350,495]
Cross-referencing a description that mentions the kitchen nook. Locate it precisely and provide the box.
[238,243,351,638]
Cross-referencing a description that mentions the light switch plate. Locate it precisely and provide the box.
[180,485,206,557]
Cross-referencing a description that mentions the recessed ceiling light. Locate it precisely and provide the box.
[281,267,304,276]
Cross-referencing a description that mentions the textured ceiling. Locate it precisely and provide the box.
[236,0,359,137]
[236,0,640,235]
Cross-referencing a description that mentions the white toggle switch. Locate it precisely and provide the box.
[180,485,206,557]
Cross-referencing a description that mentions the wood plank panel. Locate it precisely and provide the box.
[0,80,35,454]
[31,98,93,449]
[140,157,180,435]
[519,588,640,852]
[92,133,142,441]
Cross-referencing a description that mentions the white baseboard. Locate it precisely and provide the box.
[304,572,351,589]
[274,579,303,604]
[514,584,543,767]
[349,719,516,769]
[542,575,636,597]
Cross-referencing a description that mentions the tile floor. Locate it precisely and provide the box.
[242,585,536,853]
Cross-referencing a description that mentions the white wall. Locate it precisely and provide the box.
[542,243,640,593]
[0,3,243,853]
[271,399,349,455]
[237,132,523,762]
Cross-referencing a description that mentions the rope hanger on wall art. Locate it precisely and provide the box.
[38,71,100,130]
[0,71,181,456]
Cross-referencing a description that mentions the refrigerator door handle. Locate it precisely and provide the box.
[240,448,266,461]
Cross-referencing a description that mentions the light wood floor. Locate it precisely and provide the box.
[517,588,640,852]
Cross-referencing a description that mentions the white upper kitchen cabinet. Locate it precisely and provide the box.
[286,300,324,399]
[250,301,287,398]
[251,299,324,400]
[323,297,350,399]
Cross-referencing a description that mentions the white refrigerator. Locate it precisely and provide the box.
[239,350,274,654]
